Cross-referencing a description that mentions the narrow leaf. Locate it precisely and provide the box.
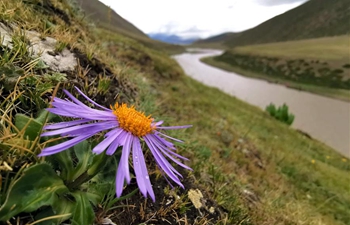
[71,191,95,225]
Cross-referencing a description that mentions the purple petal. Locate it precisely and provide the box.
[106,129,126,155]
[51,107,116,121]
[47,108,81,118]
[63,89,93,109]
[156,131,184,143]
[132,137,155,201]
[145,137,182,178]
[105,138,120,156]
[49,98,117,121]
[152,132,176,149]
[144,135,183,188]
[153,121,164,126]
[92,128,123,154]
[148,134,192,170]
[116,133,133,197]
[38,134,93,156]
[74,87,111,111]
[157,125,192,130]
[41,121,117,137]
[44,119,92,130]
[151,134,188,160]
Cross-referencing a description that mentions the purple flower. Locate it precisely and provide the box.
[39,87,192,201]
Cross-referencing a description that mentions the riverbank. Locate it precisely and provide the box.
[175,50,350,156]
[201,57,350,102]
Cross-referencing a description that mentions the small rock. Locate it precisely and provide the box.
[188,189,204,209]
[209,207,215,214]
[242,148,250,155]
[165,199,172,206]
[0,22,77,72]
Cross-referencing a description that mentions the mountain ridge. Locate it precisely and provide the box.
[148,33,198,45]
[195,0,349,47]
[76,0,148,38]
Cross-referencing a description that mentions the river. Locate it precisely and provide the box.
[173,49,350,157]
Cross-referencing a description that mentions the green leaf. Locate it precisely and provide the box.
[0,163,68,221]
[51,149,75,181]
[84,192,102,206]
[72,141,93,180]
[87,152,108,177]
[50,196,75,224]
[71,191,95,225]
[15,114,43,141]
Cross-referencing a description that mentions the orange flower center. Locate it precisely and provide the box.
[112,103,155,137]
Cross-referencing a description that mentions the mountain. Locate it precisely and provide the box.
[195,0,349,48]
[76,0,148,38]
[148,33,198,45]
[195,32,238,44]
[75,0,185,54]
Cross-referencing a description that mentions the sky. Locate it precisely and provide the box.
[98,0,308,39]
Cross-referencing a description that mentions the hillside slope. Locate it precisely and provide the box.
[76,0,147,38]
[195,32,238,44]
[76,0,185,54]
[196,0,349,47]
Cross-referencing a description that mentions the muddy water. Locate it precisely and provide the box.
[173,49,350,157]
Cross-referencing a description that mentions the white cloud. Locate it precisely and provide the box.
[98,0,307,38]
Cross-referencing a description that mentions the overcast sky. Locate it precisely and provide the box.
[98,0,308,39]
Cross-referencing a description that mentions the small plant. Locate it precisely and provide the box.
[97,75,111,94]
[0,87,193,224]
[265,103,295,125]
[55,41,67,53]
[342,64,350,69]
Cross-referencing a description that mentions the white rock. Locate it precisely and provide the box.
[0,22,77,72]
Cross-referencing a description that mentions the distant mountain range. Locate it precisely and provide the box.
[148,33,199,45]
[194,0,349,47]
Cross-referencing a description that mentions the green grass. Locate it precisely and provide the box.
[233,36,350,62]
[155,73,350,225]
[201,56,350,102]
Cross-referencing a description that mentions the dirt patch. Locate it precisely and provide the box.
[25,0,71,25]
[62,49,138,107]
[97,168,226,225]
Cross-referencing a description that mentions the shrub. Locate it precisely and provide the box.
[265,103,295,126]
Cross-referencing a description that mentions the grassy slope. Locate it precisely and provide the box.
[202,36,350,101]
[157,74,350,225]
[0,0,349,224]
[76,0,147,38]
[232,36,350,61]
[192,32,239,49]
[194,0,349,48]
[76,0,185,55]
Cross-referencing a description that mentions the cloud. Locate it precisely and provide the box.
[253,0,308,6]
[98,0,308,38]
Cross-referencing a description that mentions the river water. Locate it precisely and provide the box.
[173,49,350,157]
